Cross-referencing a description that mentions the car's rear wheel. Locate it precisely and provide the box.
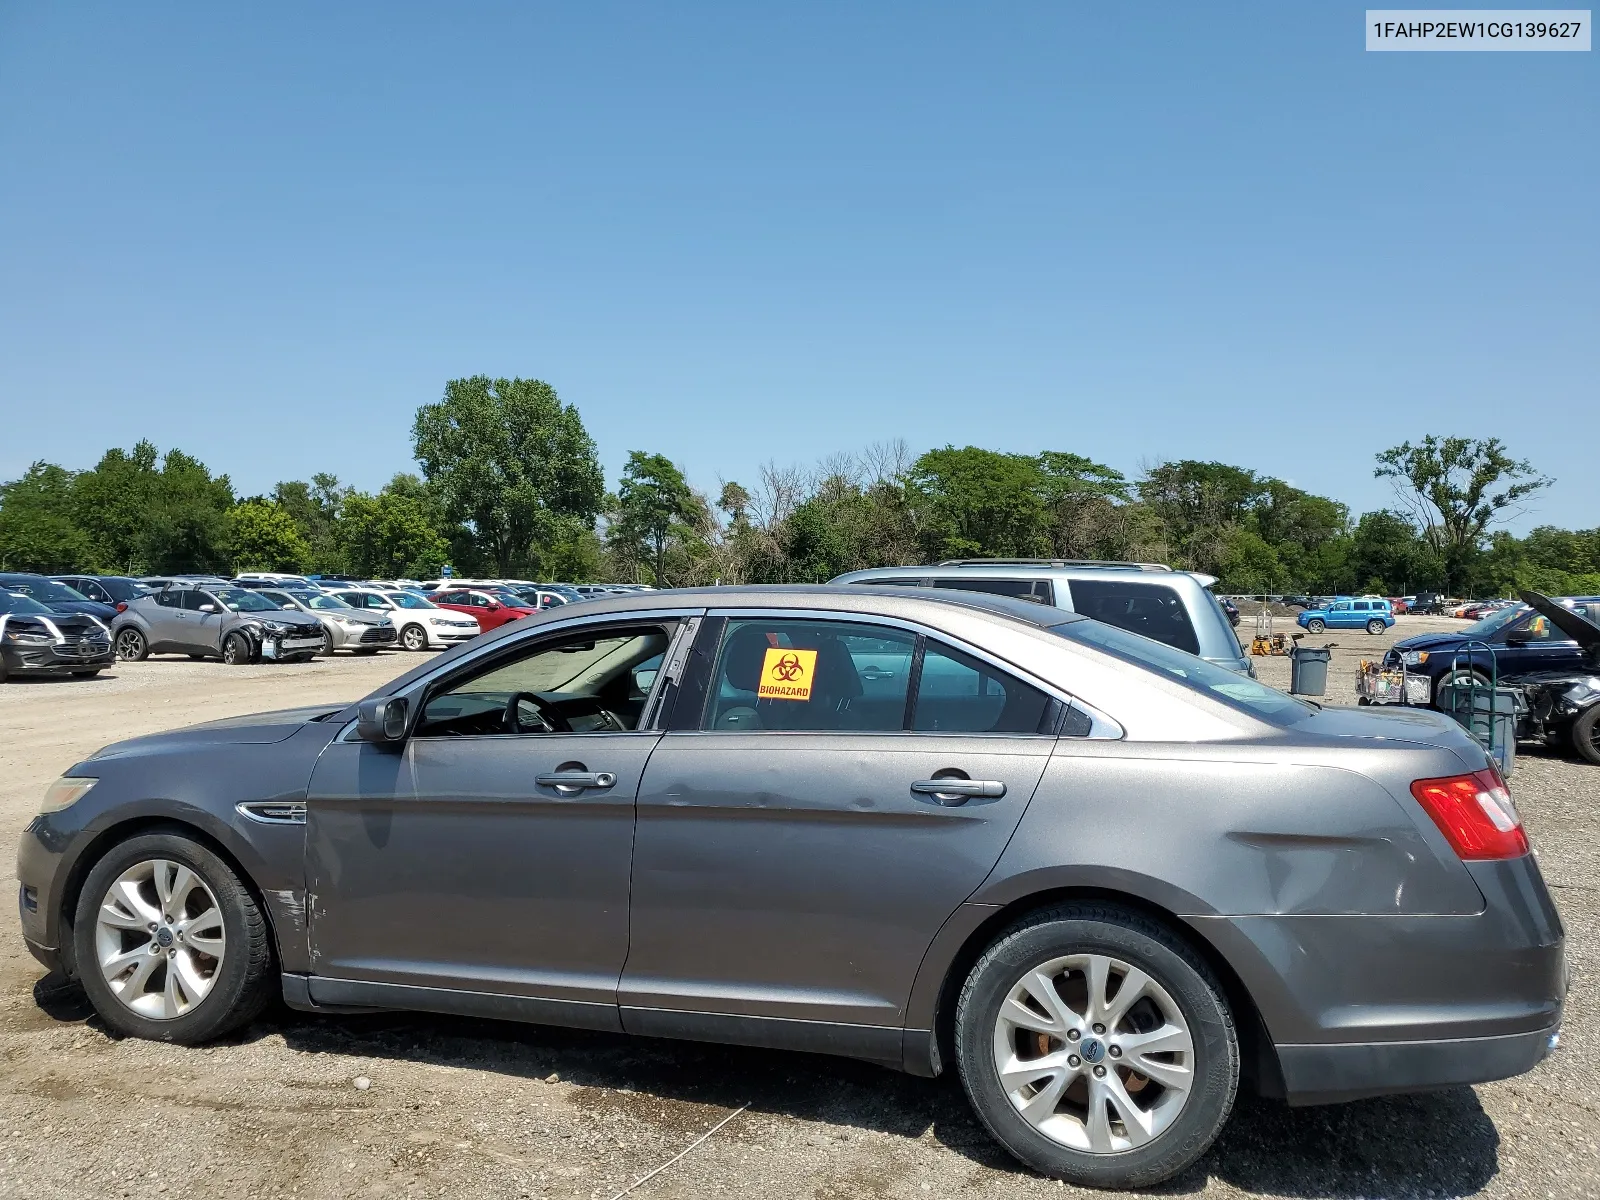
[955,904,1238,1189]
[1366,619,1385,635]
[221,632,251,665]
[1306,618,1325,634]
[115,628,148,661]
[1571,706,1600,767]
[72,832,274,1043]
[401,623,428,652]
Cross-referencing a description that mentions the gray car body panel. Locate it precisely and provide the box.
[15,585,1564,1104]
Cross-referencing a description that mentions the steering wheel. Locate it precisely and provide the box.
[503,692,571,734]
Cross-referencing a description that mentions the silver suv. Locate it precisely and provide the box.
[831,559,1252,674]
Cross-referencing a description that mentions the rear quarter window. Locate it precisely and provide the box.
[1064,580,1199,655]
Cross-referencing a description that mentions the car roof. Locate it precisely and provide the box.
[832,563,1218,588]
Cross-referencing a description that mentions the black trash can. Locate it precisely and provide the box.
[1289,644,1332,696]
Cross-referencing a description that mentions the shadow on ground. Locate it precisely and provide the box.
[32,975,1499,1198]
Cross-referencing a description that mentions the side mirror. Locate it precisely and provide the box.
[356,697,410,743]
[199,603,218,613]
[485,601,500,610]
[281,603,296,610]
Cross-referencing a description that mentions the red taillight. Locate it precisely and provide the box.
[1409,769,1528,860]
[115,602,127,612]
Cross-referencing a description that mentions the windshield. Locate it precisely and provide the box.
[6,577,89,604]
[0,591,55,615]
[212,587,282,613]
[307,593,354,610]
[1461,604,1527,639]
[387,592,437,609]
[490,591,530,607]
[1054,619,1313,722]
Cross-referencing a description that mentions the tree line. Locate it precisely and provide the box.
[2,376,1596,599]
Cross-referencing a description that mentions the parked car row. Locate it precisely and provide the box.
[1,570,663,679]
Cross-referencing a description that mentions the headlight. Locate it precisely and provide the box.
[5,629,53,645]
[40,776,96,814]
[1401,650,1429,666]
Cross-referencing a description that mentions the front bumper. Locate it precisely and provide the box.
[428,626,479,646]
[2,642,113,676]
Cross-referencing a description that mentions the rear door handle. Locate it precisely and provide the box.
[910,779,1006,805]
[535,771,617,791]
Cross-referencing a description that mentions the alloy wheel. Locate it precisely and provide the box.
[992,953,1193,1154]
[402,625,427,651]
[115,629,145,660]
[94,859,226,1020]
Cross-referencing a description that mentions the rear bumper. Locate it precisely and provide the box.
[1278,1022,1560,1105]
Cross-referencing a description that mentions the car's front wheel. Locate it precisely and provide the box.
[1571,706,1600,767]
[1305,618,1325,634]
[955,904,1238,1189]
[72,832,274,1043]
[114,627,148,661]
[221,632,251,665]
[400,623,429,652]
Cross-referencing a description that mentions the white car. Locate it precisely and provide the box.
[328,587,480,651]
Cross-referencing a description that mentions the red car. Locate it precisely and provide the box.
[426,587,539,632]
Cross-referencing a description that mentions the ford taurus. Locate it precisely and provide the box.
[16,586,1564,1187]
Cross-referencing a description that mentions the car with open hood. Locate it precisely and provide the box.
[17,585,1563,1188]
[1382,593,1600,706]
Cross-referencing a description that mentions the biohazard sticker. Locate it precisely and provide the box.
[758,647,817,701]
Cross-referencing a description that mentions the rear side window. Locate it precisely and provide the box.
[704,619,916,732]
[913,642,1053,734]
[1065,580,1199,655]
[931,577,1054,605]
[154,590,181,609]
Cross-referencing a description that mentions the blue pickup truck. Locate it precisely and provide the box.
[1297,597,1395,635]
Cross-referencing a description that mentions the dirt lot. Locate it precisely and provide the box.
[0,619,1594,1200]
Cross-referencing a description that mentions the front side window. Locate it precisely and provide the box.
[1511,612,1572,643]
[154,589,182,609]
[913,642,1053,734]
[705,619,916,732]
[415,624,675,737]
[1065,580,1200,655]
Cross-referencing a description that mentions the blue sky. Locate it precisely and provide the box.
[1,3,1593,531]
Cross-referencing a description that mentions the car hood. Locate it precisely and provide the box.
[86,704,347,759]
[234,611,324,631]
[1391,630,1476,653]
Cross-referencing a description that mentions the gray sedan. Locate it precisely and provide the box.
[16,586,1563,1188]
[254,588,397,655]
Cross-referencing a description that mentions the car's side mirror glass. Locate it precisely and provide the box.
[281,603,296,610]
[199,603,218,613]
[357,697,410,743]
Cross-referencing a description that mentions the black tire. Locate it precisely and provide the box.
[955,904,1238,1189]
[1366,619,1385,635]
[114,627,148,662]
[400,623,429,652]
[1433,668,1490,709]
[1305,618,1325,634]
[221,632,251,665]
[319,629,337,658]
[1572,706,1600,767]
[71,832,274,1044]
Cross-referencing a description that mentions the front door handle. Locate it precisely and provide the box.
[535,771,617,791]
[910,779,1006,806]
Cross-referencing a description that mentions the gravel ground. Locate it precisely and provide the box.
[0,619,1593,1200]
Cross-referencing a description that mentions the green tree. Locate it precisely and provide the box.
[229,500,311,571]
[0,462,92,572]
[413,376,605,576]
[608,451,703,586]
[907,447,1051,560]
[338,491,450,578]
[272,473,352,572]
[1375,436,1552,591]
